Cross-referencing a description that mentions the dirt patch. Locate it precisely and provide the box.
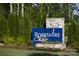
[0,45,33,50]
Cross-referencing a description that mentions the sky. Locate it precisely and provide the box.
[73,3,79,15]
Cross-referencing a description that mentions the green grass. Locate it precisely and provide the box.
[0,48,55,56]
[0,48,31,56]
[0,48,79,56]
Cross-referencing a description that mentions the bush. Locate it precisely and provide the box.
[2,35,26,47]
[3,35,16,46]
[15,36,26,47]
[67,20,79,48]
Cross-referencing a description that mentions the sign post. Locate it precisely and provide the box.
[46,18,64,43]
[32,18,66,49]
[46,18,66,49]
[32,28,64,49]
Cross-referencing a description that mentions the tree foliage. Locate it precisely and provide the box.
[0,3,79,48]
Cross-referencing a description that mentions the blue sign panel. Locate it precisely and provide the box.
[32,28,63,46]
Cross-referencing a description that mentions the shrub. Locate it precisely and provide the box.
[15,36,26,47]
[3,35,16,46]
[3,35,26,47]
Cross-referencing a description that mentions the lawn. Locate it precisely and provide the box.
[0,48,55,56]
[0,48,79,56]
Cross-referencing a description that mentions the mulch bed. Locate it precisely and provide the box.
[0,45,33,50]
[0,44,68,52]
[0,45,60,52]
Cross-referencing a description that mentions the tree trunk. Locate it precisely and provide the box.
[17,3,19,15]
[10,3,12,13]
[21,3,24,17]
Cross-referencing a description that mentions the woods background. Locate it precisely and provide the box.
[0,3,79,48]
